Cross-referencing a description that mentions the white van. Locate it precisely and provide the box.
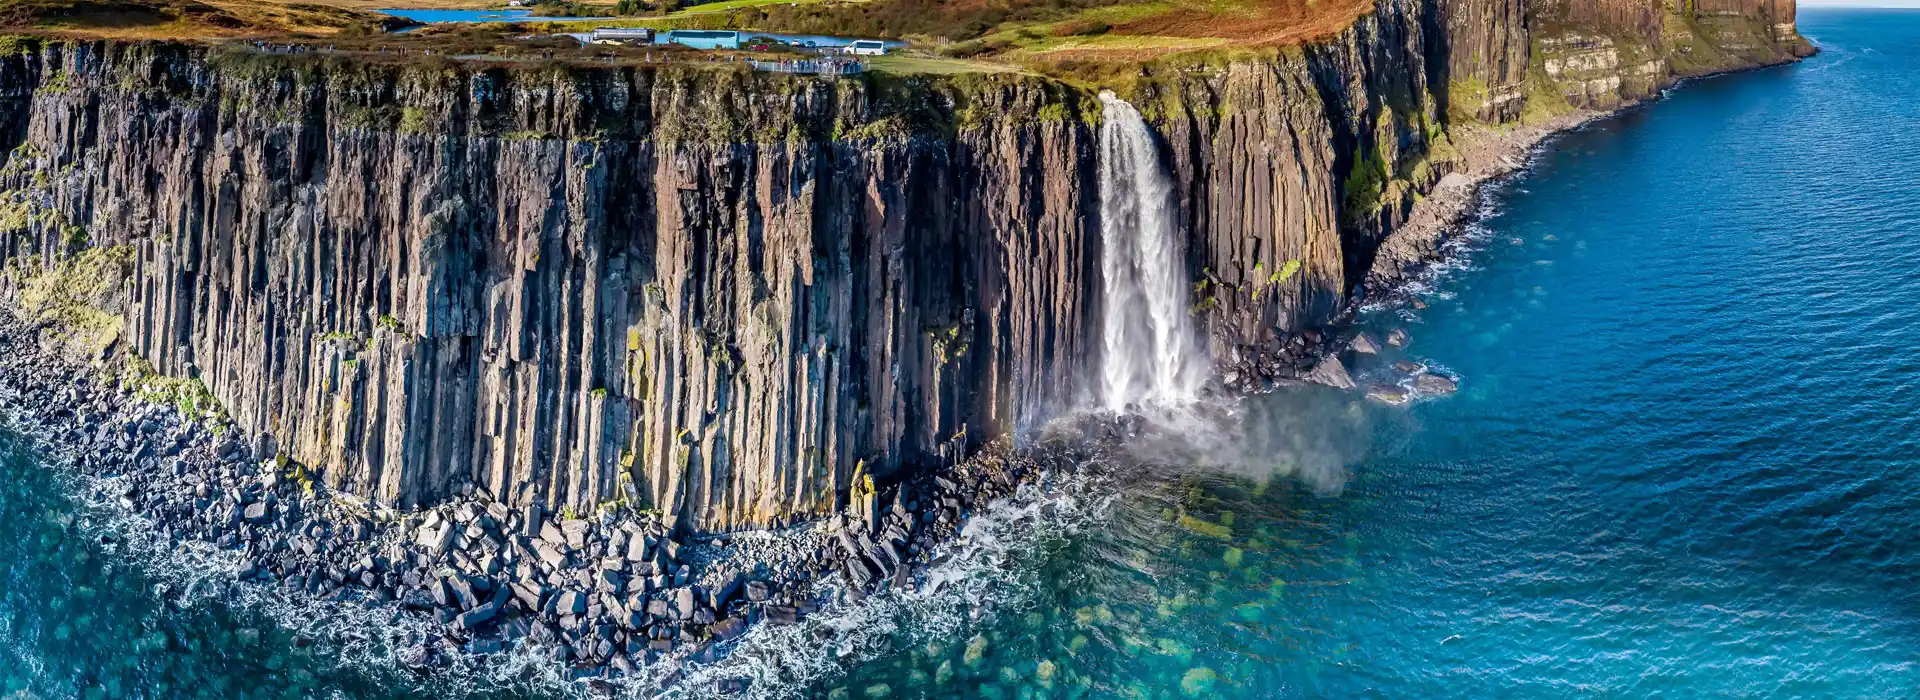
[844,40,887,56]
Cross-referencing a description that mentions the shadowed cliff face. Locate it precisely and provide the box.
[0,0,1807,534]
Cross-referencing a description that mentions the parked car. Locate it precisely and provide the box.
[843,40,887,56]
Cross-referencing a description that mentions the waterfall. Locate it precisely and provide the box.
[1097,91,1208,412]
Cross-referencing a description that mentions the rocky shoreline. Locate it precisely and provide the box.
[1364,56,1815,300]
[1296,111,1611,404]
[1212,110,1613,401]
[0,310,1076,695]
[1321,62,1811,402]
[1250,63,1806,403]
[1361,110,1606,296]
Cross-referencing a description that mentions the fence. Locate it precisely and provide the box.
[750,60,864,76]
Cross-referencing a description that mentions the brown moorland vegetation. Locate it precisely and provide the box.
[1114,0,1373,45]
[0,0,405,38]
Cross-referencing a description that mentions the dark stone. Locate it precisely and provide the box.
[521,504,543,539]
[1414,372,1460,395]
[557,590,588,616]
[596,569,625,595]
[457,603,499,630]
[712,573,742,608]
[1367,384,1412,404]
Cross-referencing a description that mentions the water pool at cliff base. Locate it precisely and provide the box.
[4,8,1920,700]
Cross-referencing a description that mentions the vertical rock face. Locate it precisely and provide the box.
[1439,0,1533,122]
[1535,0,1815,108]
[0,0,1807,533]
[0,48,1100,532]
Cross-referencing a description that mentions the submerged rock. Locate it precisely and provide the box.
[1387,328,1411,347]
[1414,373,1459,395]
[1367,385,1412,405]
[964,634,989,667]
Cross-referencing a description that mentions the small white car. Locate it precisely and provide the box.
[843,40,887,56]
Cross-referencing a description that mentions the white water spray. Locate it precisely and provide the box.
[1097,91,1208,411]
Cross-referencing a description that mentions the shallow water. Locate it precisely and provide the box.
[3,8,1917,700]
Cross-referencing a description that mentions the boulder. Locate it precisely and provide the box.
[671,588,696,620]
[556,590,588,616]
[511,583,546,611]
[1366,384,1412,405]
[457,603,499,630]
[520,504,543,539]
[1302,356,1356,390]
[1391,360,1423,373]
[1350,333,1381,355]
[535,542,567,569]
[1386,328,1410,347]
[1414,373,1459,395]
[449,577,484,609]
[561,520,591,550]
[624,534,650,563]
[539,521,566,548]
[427,524,456,555]
[708,573,742,611]
[596,569,625,596]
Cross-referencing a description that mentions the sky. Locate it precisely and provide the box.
[1801,0,1920,7]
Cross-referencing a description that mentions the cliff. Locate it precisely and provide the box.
[0,0,1809,533]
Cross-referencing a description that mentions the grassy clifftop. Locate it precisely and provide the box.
[0,0,1380,78]
[0,0,406,38]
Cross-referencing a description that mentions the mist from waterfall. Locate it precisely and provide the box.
[1097,91,1208,412]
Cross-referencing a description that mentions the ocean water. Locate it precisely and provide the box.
[4,8,1918,700]
[815,9,1920,698]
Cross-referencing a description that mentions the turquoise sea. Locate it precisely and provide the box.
[3,8,1917,699]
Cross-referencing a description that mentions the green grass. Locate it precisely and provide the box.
[865,54,1019,75]
[1520,64,1577,125]
[10,246,134,358]
[1342,144,1388,216]
[136,373,227,426]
